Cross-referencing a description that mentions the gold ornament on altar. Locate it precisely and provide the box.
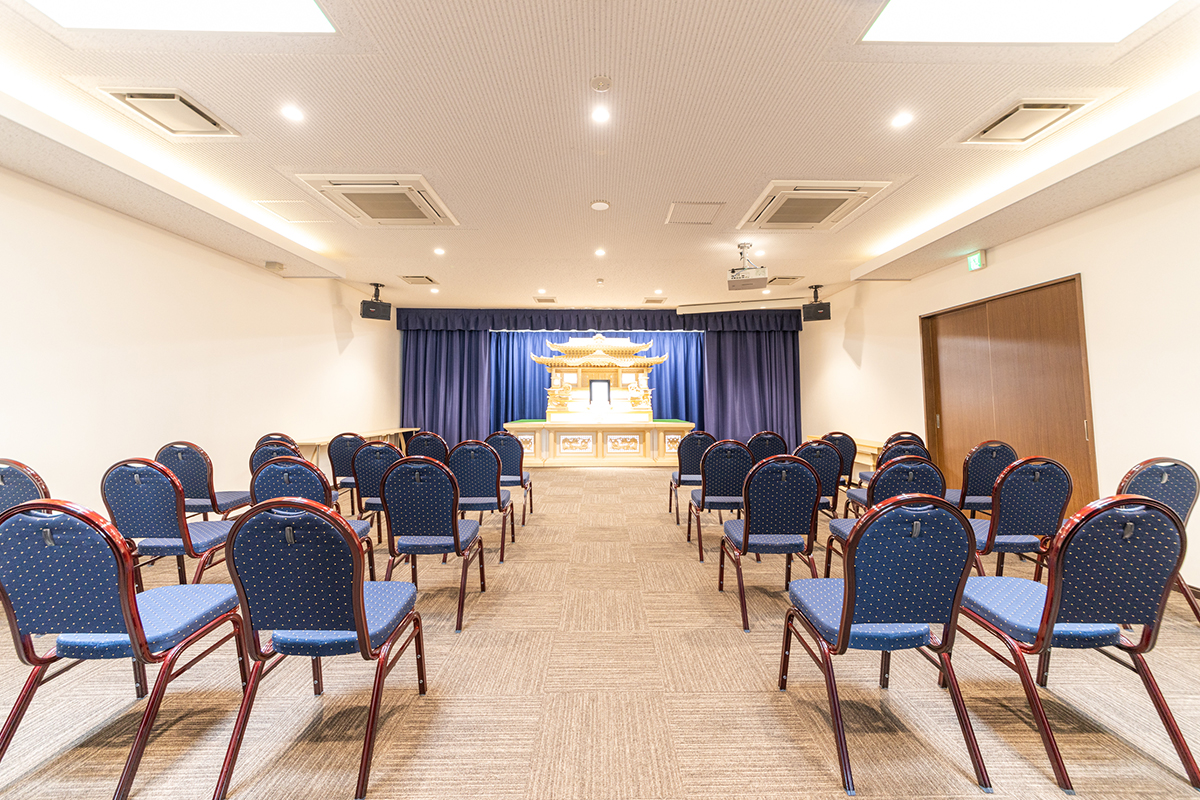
[532,334,666,422]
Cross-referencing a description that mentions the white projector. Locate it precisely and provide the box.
[727,266,769,290]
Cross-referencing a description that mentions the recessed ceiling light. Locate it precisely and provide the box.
[654,289,662,295]
[592,107,610,123]
[755,250,765,257]
[281,105,304,122]
[863,0,1176,43]
[595,249,605,256]
[590,76,611,92]
[762,289,771,295]
[433,248,445,255]
[591,200,610,211]
[26,0,336,32]
[430,287,439,294]
[891,111,914,128]
[596,278,604,287]
[538,288,546,294]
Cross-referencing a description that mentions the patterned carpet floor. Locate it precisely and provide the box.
[1,466,1198,799]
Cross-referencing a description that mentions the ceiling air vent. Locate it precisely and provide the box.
[535,296,557,304]
[102,90,236,137]
[966,102,1086,144]
[665,202,724,225]
[400,276,438,285]
[767,276,802,286]
[297,174,458,228]
[738,180,891,231]
[643,296,667,304]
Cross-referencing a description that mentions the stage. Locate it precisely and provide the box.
[503,418,695,466]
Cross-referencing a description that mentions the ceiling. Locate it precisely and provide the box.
[1,0,1199,310]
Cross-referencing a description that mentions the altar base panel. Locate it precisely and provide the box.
[503,420,695,467]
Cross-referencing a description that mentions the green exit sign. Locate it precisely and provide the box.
[967,250,987,271]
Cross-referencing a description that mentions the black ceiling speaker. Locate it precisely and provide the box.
[802,284,831,322]
[360,283,392,321]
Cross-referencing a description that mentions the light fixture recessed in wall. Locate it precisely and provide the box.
[434,248,445,255]
[891,111,914,128]
[281,104,304,122]
[595,249,605,256]
[592,107,610,123]
[591,200,610,211]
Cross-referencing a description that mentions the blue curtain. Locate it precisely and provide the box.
[401,329,491,445]
[703,330,801,448]
[396,308,802,331]
[488,330,705,432]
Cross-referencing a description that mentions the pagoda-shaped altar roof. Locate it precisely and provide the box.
[532,334,667,370]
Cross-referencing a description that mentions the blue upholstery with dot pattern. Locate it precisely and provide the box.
[845,488,868,507]
[822,433,857,483]
[690,491,742,510]
[789,579,931,650]
[694,442,753,512]
[460,494,511,512]
[251,442,301,474]
[500,473,531,486]
[747,432,788,463]
[252,460,332,506]
[338,477,356,489]
[486,433,528,487]
[256,434,296,447]
[184,491,252,515]
[137,520,232,556]
[383,458,478,554]
[57,584,238,659]
[671,472,702,486]
[724,457,819,555]
[869,458,945,505]
[858,470,875,484]
[676,432,717,486]
[407,433,449,463]
[448,442,508,512]
[155,444,211,501]
[794,441,842,507]
[942,490,993,512]
[978,459,1071,555]
[960,442,1018,504]
[102,463,186,543]
[828,517,855,541]
[0,463,45,513]
[1121,461,1197,525]
[348,518,373,539]
[724,521,804,554]
[878,441,930,466]
[272,582,417,657]
[353,443,403,509]
[968,518,1039,553]
[328,434,366,485]
[962,577,1119,648]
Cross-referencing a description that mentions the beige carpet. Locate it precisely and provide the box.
[1,466,1199,799]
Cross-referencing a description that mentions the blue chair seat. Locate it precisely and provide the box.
[348,518,373,539]
[56,584,238,659]
[828,517,855,541]
[968,519,1041,553]
[788,579,930,651]
[818,497,833,510]
[944,490,993,511]
[136,519,233,556]
[690,490,742,511]
[845,487,868,507]
[337,477,356,489]
[671,472,702,486]
[723,520,805,554]
[500,472,531,487]
[362,497,384,511]
[184,490,251,515]
[395,520,480,555]
[459,492,511,512]
[962,576,1120,648]
[272,582,417,657]
[858,470,875,484]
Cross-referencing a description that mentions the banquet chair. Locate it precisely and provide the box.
[687,440,754,563]
[487,431,534,525]
[102,458,234,586]
[251,455,376,579]
[328,431,366,507]
[971,457,1071,577]
[1118,457,1200,624]
[382,457,486,631]
[822,431,857,490]
[249,440,303,474]
[957,495,1198,793]
[857,437,931,488]
[719,455,820,631]
[0,459,49,513]
[0,499,244,800]
[669,431,716,524]
[779,494,989,796]
[212,499,425,800]
[352,441,404,543]
[944,440,1018,517]
[792,439,843,519]
[407,431,450,463]
[255,432,297,448]
[155,441,251,520]
[747,431,788,463]
[827,456,946,576]
[448,440,515,562]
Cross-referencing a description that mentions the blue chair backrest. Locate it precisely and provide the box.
[962,440,1018,498]
[228,502,359,634]
[1119,459,1198,526]
[407,432,449,463]
[793,441,842,499]
[991,458,1072,541]
[869,456,945,505]
[448,441,501,499]
[252,457,332,506]
[884,431,925,448]
[699,440,754,499]
[352,442,402,500]
[877,439,930,467]
[747,431,788,463]
[0,460,47,513]
[328,433,366,481]
[822,432,857,480]
[486,432,524,478]
[154,442,211,500]
[382,457,458,540]
[743,456,820,539]
[677,431,716,476]
[251,442,301,474]
[0,502,129,637]
[1052,497,1184,628]
[102,460,186,541]
[847,497,973,626]
[256,433,296,447]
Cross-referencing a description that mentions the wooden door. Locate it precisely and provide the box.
[921,276,1099,513]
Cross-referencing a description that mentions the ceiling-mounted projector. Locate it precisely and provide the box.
[729,242,768,290]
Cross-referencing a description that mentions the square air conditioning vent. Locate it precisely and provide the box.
[643,296,667,304]
[400,275,438,285]
[535,296,557,304]
[767,276,802,286]
[101,89,237,137]
[665,202,724,225]
[966,102,1086,145]
[297,174,458,228]
[738,180,891,231]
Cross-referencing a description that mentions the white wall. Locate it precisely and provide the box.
[800,166,1200,579]
[0,167,399,512]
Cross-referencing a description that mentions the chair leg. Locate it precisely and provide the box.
[133,660,148,699]
[973,553,987,576]
[521,489,527,527]
[442,553,448,564]
[363,539,376,581]
[686,504,693,541]
[356,613,426,800]
[1009,643,1073,792]
[668,482,673,513]
[384,554,406,582]
[1132,651,1200,789]
[510,506,516,543]
[1036,650,1051,687]
[214,658,269,800]
[528,482,533,514]
[675,487,681,525]
[995,552,1006,577]
[817,639,855,795]
[312,657,323,695]
[733,548,749,632]
[785,552,793,586]
[192,549,217,585]
[1175,575,1200,625]
[410,553,418,589]
[499,508,507,564]
[0,663,50,764]
[696,509,704,563]
[879,650,891,689]
[176,555,188,585]
[939,651,992,792]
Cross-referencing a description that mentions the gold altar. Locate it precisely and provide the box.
[503,334,694,466]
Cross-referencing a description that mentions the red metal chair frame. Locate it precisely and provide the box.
[669,431,715,524]
[821,430,857,489]
[407,431,450,461]
[156,440,249,521]
[448,440,516,563]
[351,440,403,543]
[254,432,297,448]
[0,459,49,508]
[213,498,426,800]
[0,500,245,800]
[687,440,752,563]
[487,430,534,525]
[792,439,844,520]
[328,431,366,509]
[247,439,303,475]
[972,456,1072,578]
[955,440,1017,518]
